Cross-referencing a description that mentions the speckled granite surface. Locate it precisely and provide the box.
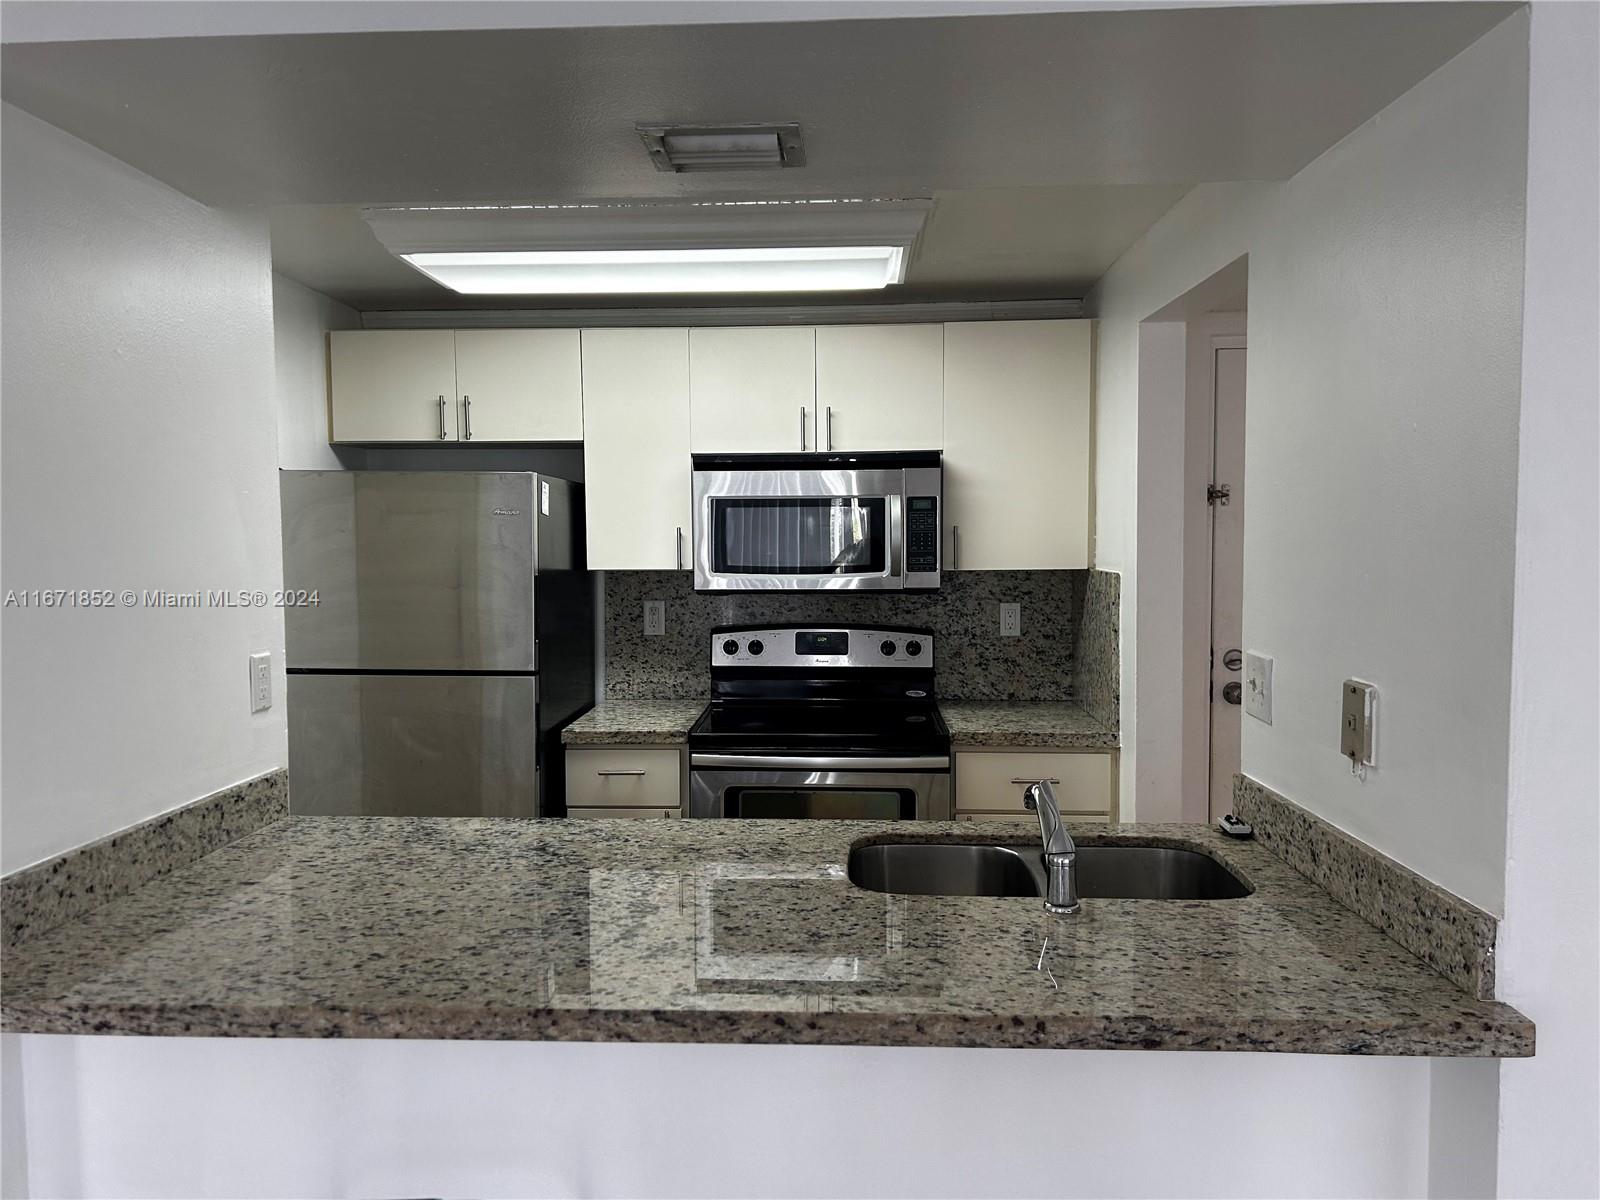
[563,700,707,746]
[939,702,1118,748]
[1,769,287,948]
[603,571,1085,702]
[1234,775,1499,1000]
[0,815,1530,1055]
[1073,570,1121,730]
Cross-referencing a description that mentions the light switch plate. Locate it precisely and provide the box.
[999,603,1022,637]
[643,601,666,637]
[1244,652,1273,724]
[1341,679,1377,767]
[249,652,272,713]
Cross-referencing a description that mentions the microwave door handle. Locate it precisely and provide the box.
[888,493,904,582]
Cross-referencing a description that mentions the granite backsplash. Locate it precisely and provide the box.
[603,569,1120,713]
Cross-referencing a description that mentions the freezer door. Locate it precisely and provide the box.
[282,471,536,671]
[288,674,539,817]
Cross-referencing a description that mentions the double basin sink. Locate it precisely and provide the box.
[848,841,1251,901]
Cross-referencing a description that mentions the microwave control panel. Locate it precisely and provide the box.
[906,496,939,574]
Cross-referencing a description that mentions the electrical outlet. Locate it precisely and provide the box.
[999,603,1022,637]
[249,652,272,713]
[1341,679,1377,768]
[643,601,666,637]
[1244,652,1273,724]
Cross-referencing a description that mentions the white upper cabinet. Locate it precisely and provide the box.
[453,329,583,442]
[943,319,1093,569]
[814,324,943,451]
[581,328,692,570]
[328,330,458,443]
[689,326,816,454]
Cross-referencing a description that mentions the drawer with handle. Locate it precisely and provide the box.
[567,806,682,820]
[566,748,683,810]
[954,750,1113,816]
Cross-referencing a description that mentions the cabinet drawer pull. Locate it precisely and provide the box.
[1010,777,1063,785]
[596,769,648,777]
[437,395,447,440]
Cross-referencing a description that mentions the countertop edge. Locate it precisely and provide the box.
[0,1002,1534,1058]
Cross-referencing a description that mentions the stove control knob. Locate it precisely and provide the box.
[905,640,923,657]
[747,639,765,656]
[880,639,897,657]
[721,639,739,656]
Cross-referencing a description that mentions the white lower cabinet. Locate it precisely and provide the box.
[567,806,681,819]
[565,747,683,816]
[953,749,1116,821]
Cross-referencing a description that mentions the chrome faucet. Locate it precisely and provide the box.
[1024,780,1081,915]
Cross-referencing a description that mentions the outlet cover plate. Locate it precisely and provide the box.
[643,600,666,637]
[1244,652,1273,724]
[1341,679,1377,767]
[249,652,272,713]
[999,603,1021,637]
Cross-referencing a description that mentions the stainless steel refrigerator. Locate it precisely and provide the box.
[281,470,594,818]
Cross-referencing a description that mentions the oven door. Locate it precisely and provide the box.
[688,755,952,820]
[693,467,906,591]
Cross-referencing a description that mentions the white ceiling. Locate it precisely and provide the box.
[1,3,1516,310]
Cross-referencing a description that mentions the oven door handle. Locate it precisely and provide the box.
[690,753,950,771]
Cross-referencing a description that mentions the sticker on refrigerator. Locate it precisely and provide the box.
[540,481,550,515]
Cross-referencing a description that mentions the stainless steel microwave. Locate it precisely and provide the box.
[691,452,941,591]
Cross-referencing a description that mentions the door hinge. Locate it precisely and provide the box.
[1206,483,1232,506]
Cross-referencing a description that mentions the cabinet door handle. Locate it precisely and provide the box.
[1010,777,1063,785]
[596,769,647,777]
[675,526,685,570]
[825,405,834,451]
[800,405,807,451]
[437,395,447,440]
[952,524,960,570]
[462,394,472,441]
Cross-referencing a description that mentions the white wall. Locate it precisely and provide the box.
[1495,3,1600,1196]
[0,104,286,874]
[273,273,359,471]
[1090,183,1276,821]
[9,1034,1433,1200]
[1090,13,1529,911]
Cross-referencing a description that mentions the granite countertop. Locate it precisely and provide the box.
[938,701,1118,749]
[562,699,707,746]
[0,817,1530,1056]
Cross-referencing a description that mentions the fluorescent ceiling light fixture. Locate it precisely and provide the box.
[401,246,907,295]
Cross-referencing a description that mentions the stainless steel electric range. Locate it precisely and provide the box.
[686,624,952,821]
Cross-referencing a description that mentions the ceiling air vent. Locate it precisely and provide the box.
[636,123,805,173]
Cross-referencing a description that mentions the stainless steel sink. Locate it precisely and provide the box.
[848,842,1250,900]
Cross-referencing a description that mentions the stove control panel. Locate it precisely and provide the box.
[711,627,934,669]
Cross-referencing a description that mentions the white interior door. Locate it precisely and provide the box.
[1208,340,1247,819]
[689,327,815,453]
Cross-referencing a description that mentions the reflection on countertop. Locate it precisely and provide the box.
[1,816,1530,1055]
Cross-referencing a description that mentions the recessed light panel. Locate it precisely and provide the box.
[400,246,905,295]
[636,123,805,172]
